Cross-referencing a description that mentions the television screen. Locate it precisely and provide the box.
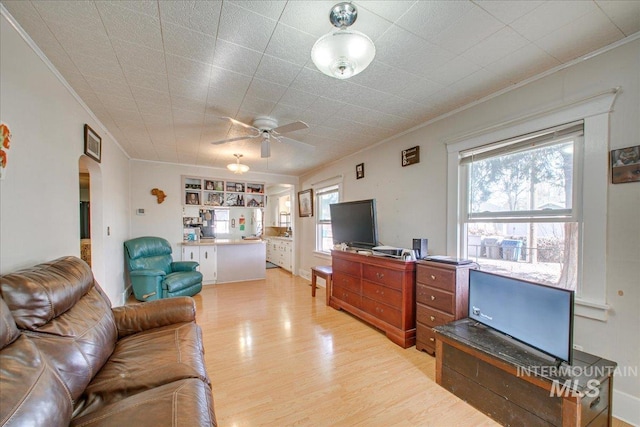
[330,199,378,250]
[468,269,574,364]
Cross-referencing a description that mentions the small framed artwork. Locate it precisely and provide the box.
[611,145,640,184]
[84,124,102,163]
[185,192,200,205]
[356,163,365,179]
[298,189,314,217]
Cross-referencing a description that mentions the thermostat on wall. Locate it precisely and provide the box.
[136,208,145,215]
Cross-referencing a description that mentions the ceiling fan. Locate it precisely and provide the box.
[211,116,312,158]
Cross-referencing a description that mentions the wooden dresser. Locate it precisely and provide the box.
[415,260,475,355]
[330,250,416,348]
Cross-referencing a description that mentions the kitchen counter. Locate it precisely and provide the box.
[180,239,266,284]
[264,236,292,241]
[181,238,264,246]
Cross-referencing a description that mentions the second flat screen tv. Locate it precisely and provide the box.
[468,269,574,364]
[329,199,378,250]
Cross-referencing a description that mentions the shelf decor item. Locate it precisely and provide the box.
[298,189,314,217]
[84,124,102,163]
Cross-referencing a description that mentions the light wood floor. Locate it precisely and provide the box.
[189,268,630,427]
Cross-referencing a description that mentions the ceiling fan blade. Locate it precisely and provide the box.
[272,121,308,135]
[211,134,260,145]
[276,135,315,150]
[219,116,259,132]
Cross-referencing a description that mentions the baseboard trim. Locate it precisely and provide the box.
[613,389,640,426]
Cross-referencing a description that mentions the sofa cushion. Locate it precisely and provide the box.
[76,322,210,417]
[1,334,73,427]
[0,257,117,402]
[70,379,216,427]
[0,298,20,349]
[0,256,94,329]
[164,271,203,292]
[124,237,173,275]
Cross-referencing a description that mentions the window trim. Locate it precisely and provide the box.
[312,176,343,255]
[446,88,619,321]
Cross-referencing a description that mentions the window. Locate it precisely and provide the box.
[446,89,618,320]
[213,209,230,234]
[316,185,339,253]
[460,122,583,290]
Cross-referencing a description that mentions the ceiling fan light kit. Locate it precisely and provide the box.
[311,2,376,79]
[227,154,249,174]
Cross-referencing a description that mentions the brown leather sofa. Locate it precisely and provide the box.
[0,256,216,426]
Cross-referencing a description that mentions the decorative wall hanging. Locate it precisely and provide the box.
[356,163,364,179]
[611,145,640,184]
[298,189,314,217]
[151,188,166,204]
[402,146,420,167]
[84,124,102,163]
[0,122,12,180]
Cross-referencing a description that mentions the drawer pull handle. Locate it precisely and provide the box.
[431,295,436,301]
[376,272,384,279]
[431,275,436,280]
[590,396,601,409]
[430,316,435,321]
[429,337,435,342]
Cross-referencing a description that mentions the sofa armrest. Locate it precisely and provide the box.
[171,261,199,272]
[130,269,166,277]
[112,297,196,339]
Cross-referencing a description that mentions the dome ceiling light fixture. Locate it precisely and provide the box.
[311,2,376,80]
[227,153,249,174]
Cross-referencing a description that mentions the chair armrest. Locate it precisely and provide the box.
[130,269,166,277]
[112,297,196,339]
[171,261,199,272]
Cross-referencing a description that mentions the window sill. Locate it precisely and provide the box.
[313,251,331,260]
[574,298,610,321]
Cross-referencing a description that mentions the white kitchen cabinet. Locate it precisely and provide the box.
[181,245,217,284]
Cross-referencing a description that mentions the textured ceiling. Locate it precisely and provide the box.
[2,1,639,175]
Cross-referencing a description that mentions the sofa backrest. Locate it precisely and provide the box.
[0,256,117,404]
[0,297,73,427]
[124,236,173,275]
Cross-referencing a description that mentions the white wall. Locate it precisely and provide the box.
[0,14,130,306]
[129,160,297,258]
[299,39,640,423]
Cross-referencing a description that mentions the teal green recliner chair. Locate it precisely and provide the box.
[124,236,202,301]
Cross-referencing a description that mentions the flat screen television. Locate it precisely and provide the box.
[329,199,379,250]
[468,269,574,364]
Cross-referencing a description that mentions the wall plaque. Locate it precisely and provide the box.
[402,146,420,167]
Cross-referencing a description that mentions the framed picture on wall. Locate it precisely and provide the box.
[611,145,640,184]
[298,189,313,217]
[84,124,102,163]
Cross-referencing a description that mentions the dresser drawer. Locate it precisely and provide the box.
[416,322,436,354]
[417,303,455,328]
[362,265,403,289]
[333,257,361,276]
[333,271,360,293]
[417,266,455,292]
[361,297,401,328]
[363,280,402,307]
[416,283,454,314]
[332,284,362,307]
